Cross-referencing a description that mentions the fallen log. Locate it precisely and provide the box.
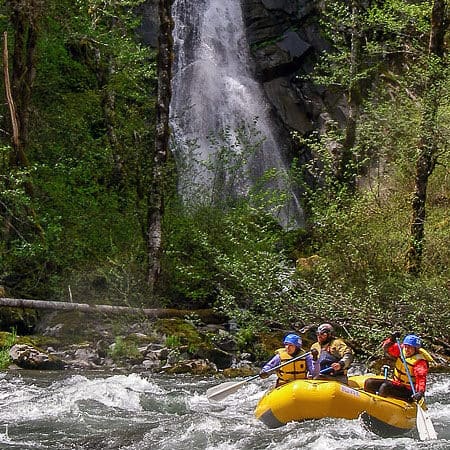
[0,297,226,324]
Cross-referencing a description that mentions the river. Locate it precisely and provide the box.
[0,371,448,449]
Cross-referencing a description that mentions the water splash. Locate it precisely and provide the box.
[170,0,303,227]
[0,372,448,449]
[0,373,161,423]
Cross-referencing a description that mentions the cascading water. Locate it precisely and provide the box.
[170,0,303,227]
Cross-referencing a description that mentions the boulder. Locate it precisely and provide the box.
[9,344,65,370]
[162,359,218,375]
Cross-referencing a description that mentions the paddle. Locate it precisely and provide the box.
[319,366,334,375]
[395,338,437,441]
[206,351,311,402]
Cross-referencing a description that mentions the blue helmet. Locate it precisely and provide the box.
[403,334,422,348]
[283,333,302,348]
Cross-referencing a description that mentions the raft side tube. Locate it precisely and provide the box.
[254,376,417,435]
[259,408,285,429]
[361,412,414,438]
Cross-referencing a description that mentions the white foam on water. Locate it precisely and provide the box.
[0,373,162,423]
[428,401,450,418]
[186,415,224,433]
[427,377,450,396]
[0,371,448,449]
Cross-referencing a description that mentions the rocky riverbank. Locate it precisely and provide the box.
[2,308,270,376]
[1,307,449,376]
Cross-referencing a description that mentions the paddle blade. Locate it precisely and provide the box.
[206,380,247,402]
[416,404,438,441]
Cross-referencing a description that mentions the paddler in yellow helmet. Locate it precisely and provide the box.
[259,333,315,387]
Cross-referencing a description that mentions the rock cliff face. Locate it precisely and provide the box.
[241,0,346,138]
[137,0,347,164]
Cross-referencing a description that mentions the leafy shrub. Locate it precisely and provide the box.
[0,329,17,370]
[108,336,142,362]
[165,335,182,348]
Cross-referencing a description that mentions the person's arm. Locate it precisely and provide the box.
[333,339,354,370]
[260,354,281,375]
[305,354,315,376]
[339,351,354,370]
[310,345,320,377]
[383,332,403,358]
[412,359,428,396]
[383,337,400,358]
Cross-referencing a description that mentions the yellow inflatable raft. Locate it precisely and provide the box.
[254,375,418,437]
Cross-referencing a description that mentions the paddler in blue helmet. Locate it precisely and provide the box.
[259,333,315,387]
[364,332,434,401]
[311,323,354,384]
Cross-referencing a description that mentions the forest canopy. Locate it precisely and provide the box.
[0,0,448,353]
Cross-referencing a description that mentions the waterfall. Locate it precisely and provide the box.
[170,0,303,227]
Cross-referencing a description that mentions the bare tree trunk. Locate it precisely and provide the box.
[88,11,126,193]
[8,0,40,171]
[406,0,448,275]
[147,0,173,291]
[104,82,126,191]
[0,297,226,323]
[2,6,44,238]
[68,29,125,194]
[3,32,20,150]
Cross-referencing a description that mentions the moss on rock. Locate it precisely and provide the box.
[154,318,204,347]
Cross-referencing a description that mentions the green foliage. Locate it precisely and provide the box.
[108,335,142,362]
[0,0,448,359]
[0,329,16,370]
[163,91,449,351]
[163,117,303,307]
[286,114,449,351]
[162,199,288,308]
[314,0,431,87]
[173,120,265,206]
[0,0,155,299]
[165,335,182,348]
[0,307,38,335]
